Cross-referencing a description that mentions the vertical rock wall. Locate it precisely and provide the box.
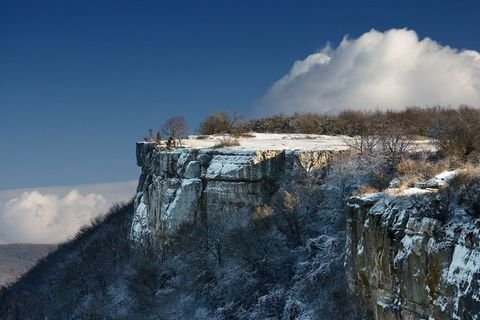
[346,188,480,319]
[130,142,335,245]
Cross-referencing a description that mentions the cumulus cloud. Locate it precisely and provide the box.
[0,181,136,244]
[257,28,480,114]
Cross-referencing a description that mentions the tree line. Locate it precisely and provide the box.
[146,106,480,163]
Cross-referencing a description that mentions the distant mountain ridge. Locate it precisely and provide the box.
[0,244,56,287]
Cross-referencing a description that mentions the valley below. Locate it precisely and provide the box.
[0,244,56,288]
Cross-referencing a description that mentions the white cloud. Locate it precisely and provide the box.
[257,28,480,114]
[0,181,136,244]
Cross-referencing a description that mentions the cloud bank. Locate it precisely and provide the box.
[258,28,480,114]
[0,181,136,244]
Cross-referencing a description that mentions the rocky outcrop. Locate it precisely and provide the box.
[131,141,480,319]
[346,180,480,319]
[130,142,337,245]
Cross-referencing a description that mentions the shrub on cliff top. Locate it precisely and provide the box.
[199,112,245,135]
[450,165,480,218]
[213,136,240,148]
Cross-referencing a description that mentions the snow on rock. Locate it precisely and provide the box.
[346,171,480,319]
[184,161,201,179]
[395,234,424,262]
[162,179,203,231]
[446,245,480,291]
[357,192,384,205]
[130,193,150,244]
[389,178,401,188]
[444,244,480,319]
[130,139,345,244]
[415,170,457,189]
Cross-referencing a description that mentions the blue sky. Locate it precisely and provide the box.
[2,0,480,189]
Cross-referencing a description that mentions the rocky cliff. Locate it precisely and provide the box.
[130,137,480,319]
[130,142,339,245]
[346,173,480,320]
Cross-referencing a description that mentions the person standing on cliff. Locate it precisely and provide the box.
[155,132,162,145]
[166,137,174,150]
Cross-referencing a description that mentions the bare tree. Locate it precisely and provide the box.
[228,112,245,135]
[345,132,380,159]
[343,117,382,167]
[162,116,188,147]
[348,134,382,157]
[346,116,414,167]
[271,189,303,246]
[379,124,414,167]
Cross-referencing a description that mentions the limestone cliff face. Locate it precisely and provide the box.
[130,142,335,245]
[346,184,480,319]
[130,141,480,319]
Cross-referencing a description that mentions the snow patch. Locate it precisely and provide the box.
[433,296,448,312]
[415,170,457,189]
[395,234,424,263]
[358,192,384,203]
[444,244,480,319]
[130,193,151,243]
[401,187,432,196]
[182,178,199,186]
[446,245,480,290]
[182,133,353,151]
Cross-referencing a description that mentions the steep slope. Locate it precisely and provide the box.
[0,201,134,320]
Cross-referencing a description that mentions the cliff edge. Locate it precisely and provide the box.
[130,134,349,245]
